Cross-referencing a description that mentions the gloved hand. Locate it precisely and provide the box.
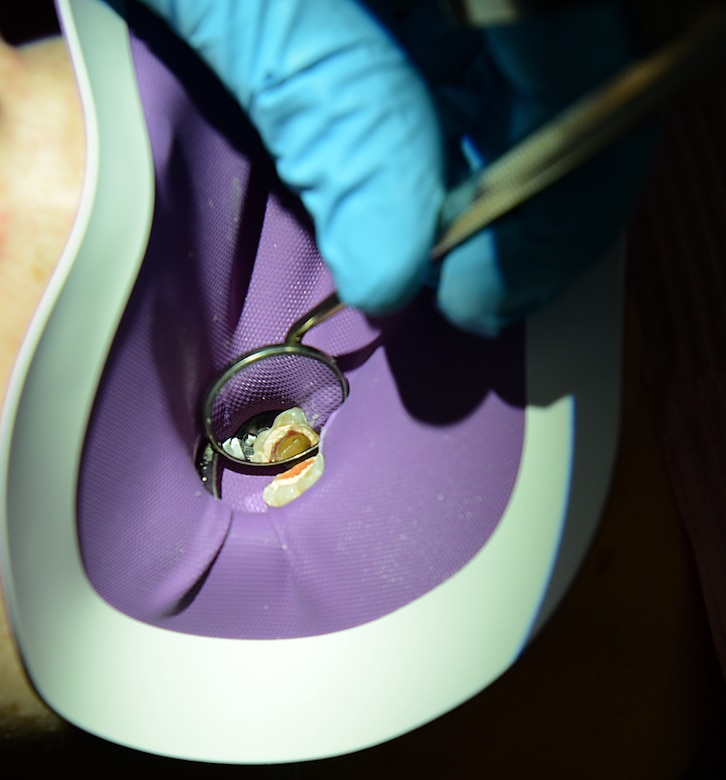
[395,1,656,334]
[132,0,653,335]
[132,0,444,315]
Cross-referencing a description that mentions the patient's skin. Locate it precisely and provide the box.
[0,35,84,395]
[0,26,722,773]
[0,34,84,743]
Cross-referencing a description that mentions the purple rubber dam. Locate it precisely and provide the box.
[77,10,526,639]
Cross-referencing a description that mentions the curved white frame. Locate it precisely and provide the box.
[0,0,622,764]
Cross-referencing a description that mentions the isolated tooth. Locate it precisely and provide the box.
[262,453,325,507]
[249,407,319,464]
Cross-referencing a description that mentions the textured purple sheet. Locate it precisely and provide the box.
[77,10,526,639]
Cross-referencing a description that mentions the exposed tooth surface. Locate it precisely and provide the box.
[221,436,245,459]
[249,407,319,464]
[263,453,325,507]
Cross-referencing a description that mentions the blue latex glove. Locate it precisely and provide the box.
[132,0,444,315]
[392,0,656,334]
[131,0,653,334]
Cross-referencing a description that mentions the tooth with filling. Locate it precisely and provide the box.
[249,407,320,464]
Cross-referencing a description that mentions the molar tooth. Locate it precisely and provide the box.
[249,407,319,464]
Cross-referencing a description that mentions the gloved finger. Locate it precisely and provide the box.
[134,0,444,313]
[437,121,657,336]
[435,1,657,331]
[434,228,506,338]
